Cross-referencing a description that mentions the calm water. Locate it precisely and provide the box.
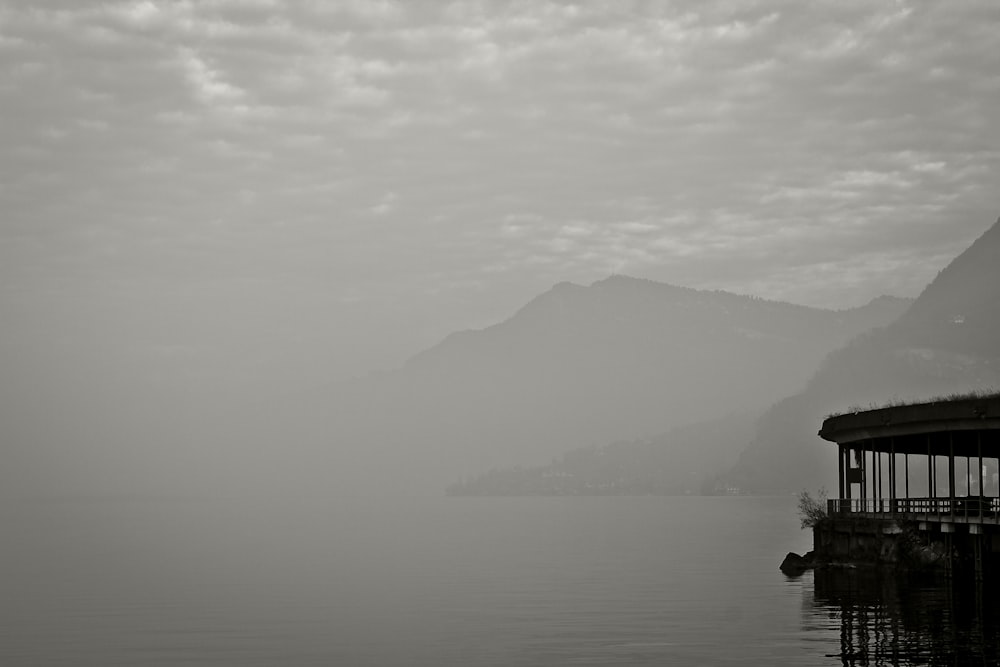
[2,495,996,665]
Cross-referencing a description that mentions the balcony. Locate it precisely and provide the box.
[828,496,1000,524]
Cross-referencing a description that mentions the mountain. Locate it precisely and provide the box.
[720,217,1000,494]
[208,276,909,497]
[2,272,910,501]
[446,412,756,496]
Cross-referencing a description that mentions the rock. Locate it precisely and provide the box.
[779,550,816,575]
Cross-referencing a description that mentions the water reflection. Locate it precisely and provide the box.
[811,568,1000,666]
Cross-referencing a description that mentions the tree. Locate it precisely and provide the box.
[797,488,828,529]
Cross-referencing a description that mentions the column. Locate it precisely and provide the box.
[838,444,845,501]
[948,433,955,514]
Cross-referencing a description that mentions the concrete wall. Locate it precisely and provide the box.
[814,518,910,565]
[815,516,1000,579]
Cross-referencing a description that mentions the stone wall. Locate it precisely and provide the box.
[813,518,947,569]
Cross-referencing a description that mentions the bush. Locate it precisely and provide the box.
[797,488,828,529]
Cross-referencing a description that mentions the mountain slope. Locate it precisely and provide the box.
[216,276,909,497]
[4,274,909,500]
[446,412,757,496]
[721,217,1000,494]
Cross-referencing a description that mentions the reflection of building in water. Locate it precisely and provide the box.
[818,396,1000,578]
[812,569,999,666]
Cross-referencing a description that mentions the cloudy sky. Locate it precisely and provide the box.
[2,0,998,388]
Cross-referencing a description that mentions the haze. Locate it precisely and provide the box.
[2,1,999,501]
[5,3,1000,664]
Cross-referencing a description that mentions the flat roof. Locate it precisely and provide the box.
[819,396,1000,457]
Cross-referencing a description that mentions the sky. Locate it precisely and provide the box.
[2,0,999,389]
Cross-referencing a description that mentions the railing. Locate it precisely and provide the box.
[827,496,1000,523]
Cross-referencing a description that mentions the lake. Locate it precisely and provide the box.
[2,495,995,665]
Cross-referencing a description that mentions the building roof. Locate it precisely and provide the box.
[819,396,1000,457]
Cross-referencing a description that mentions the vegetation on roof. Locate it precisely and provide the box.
[826,388,1000,419]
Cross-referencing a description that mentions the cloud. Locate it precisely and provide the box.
[0,0,998,390]
[369,192,399,217]
[178,47,246,105]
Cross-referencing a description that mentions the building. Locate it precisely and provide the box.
[816,395,1000,577]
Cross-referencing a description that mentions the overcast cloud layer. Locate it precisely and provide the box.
[2,0,998,386]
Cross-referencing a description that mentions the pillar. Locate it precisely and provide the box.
[890,438,896,502]
[838,444,845,500]
[948,433,955,509]
[904,452,909,501]
[877,447,882,510]
[858,447,863,501]
[978,431,984,499]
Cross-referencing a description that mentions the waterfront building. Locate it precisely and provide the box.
[818,395,1000,576]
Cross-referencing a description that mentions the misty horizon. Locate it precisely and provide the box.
[3,0,999,503]
[3,2,1000,664]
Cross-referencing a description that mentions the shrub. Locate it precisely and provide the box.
[797,488,828,529]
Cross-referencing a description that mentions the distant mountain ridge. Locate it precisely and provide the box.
[229,274,910,496]
[447,412,757,497]
[720,217,1000,494]
[407,276,909,376]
